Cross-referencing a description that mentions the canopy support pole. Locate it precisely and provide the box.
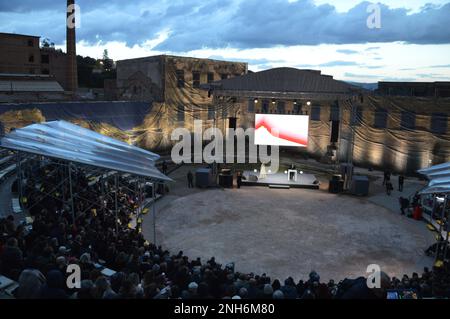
[115,174,119,234]
[68,162,75,225]
[152,181,157,245]
[443,194,449,260]
[435,195,448,264]
[17,151,22,203]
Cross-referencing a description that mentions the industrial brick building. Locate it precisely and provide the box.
[116,55,248,102]
[0,32,69,90]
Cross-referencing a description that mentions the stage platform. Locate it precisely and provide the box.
[241,171,320,189]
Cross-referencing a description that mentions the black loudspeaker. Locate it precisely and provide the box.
[221,169,232,176]
[219,174,233,188]
[229,117,237,129]
[330,120,340,143]
[329,180,344,194]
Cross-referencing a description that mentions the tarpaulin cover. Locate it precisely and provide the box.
[0,101,151,131]
[0,67,449,174]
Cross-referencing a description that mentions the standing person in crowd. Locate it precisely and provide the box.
[412,191,421,207]
[236,171,243,189]
[398,174,405,192]
[386,180,393,196]
[187,170,194,188]
[383,170,391,186]
[399,197,410,215]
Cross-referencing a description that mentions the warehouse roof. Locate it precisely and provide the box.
[207,67,360,94]
[0,80,64,92]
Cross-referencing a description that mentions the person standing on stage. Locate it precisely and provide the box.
[187,170,194,188]
[398,174,405,192]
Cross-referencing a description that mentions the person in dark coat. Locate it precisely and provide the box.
[162,161,168,175]
[187,171,194,188]
[398,175,405,192]
[236,172,243,189]
[39,270,68,299]
[386,181,393,196]
[383,170,391,186]
[399,197,410,215]
[0,237,23,280]
[337,272,390,299]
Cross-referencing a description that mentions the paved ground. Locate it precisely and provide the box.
[142,165,435,282]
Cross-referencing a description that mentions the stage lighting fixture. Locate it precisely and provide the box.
[293,100,298,105]
[272,99,276,105]
[254,98,259,104]
[284,171,288,174]
[300,171,304,174]
[307,101,311,106]
[254,169,258,173]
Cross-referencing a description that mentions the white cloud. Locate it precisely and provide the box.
[69,39,450,82]
[312,0,449,13]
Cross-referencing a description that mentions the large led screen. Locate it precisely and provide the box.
[255,114,309,147]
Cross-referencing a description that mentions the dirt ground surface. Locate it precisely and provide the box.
[142,163,435,282]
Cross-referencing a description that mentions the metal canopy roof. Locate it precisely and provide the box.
[418,162,450,195]
[0,120,171,182]
[0,80,64,92]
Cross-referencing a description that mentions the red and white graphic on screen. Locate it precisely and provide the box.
[255,114,309,147]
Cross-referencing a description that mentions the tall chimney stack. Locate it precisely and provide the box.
[66,0,78,93]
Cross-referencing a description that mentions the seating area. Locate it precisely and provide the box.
[1,163,450,299]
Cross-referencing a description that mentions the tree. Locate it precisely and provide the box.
[102,49,114,71]
[77,54,116,88]
[41,38,55,48]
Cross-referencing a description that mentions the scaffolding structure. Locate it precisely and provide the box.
[1,120,170,245]
[418,162,450,264]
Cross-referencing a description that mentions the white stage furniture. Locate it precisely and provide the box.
[288,169,298,182]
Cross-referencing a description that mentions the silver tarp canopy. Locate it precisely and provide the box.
[418,162,450,195]
[0,120,171,182]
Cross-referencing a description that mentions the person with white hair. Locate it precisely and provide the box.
[273,290,285,299]
[187,282,199,299]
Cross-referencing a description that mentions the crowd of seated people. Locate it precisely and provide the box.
[1,164,450,299]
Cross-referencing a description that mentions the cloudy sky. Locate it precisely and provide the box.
[1,0,450,82]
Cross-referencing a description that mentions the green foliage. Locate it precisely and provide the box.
[77,55,116,88]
